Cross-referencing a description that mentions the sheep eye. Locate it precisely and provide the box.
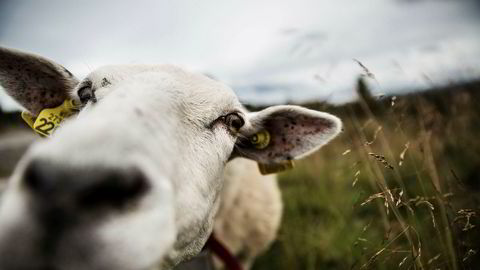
[77,80,96,104]
[224,113,244,132]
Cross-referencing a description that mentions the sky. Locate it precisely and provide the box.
[1,0,479,111]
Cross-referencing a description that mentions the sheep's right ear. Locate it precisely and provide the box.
[0,47,78,116]
[231,105,342,171]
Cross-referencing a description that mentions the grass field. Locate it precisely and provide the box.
[252,79,480,270]
[1,79,479,270]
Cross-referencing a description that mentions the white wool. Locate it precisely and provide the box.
[214,158,282,269]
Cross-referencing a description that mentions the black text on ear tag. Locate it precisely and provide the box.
[257,160,294,175]
[21,99,80,138]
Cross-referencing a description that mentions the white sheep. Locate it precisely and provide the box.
[213,158,282,270]
[0,47,341,270]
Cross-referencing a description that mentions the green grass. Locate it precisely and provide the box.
[252,81,480,270]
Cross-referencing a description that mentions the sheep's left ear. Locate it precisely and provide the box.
[0,47,78,116]
[232,105,342,165]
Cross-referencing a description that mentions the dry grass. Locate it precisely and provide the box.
[252,78,480,270]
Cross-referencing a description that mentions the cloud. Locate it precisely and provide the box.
[0,0,479,108]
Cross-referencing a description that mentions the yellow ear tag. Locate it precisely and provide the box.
[250,130,270,149]
[250,130,295,175]
[257,160,295,175]
[22,99,80,137]
[21,111,36,129]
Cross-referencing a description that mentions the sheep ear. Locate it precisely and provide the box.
[0,47,78,116]
[232,105,342,165]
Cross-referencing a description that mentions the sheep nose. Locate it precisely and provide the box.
[23,159,150,209]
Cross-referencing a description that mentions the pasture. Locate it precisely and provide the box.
[252,79,480,269]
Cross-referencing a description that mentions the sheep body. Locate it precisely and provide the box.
[214,158,282,269]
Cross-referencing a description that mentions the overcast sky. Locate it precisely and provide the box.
[1,0,480,110]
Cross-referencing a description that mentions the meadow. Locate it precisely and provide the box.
[0,78,479,270]
[251,78,480,270]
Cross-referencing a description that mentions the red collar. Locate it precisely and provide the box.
[205,234,243,270]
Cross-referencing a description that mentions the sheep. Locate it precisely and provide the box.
[212,158,282,270]
[0,46,342,270]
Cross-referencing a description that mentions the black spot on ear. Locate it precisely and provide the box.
[101,78,111,87]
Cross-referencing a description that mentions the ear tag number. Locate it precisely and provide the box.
[250,130,270,149]
[22,99,80,137]
[257,160,294,175]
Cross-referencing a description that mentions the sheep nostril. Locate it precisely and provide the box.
[77,167,150,209]
[23,160,150,210]
[23,159,54,194]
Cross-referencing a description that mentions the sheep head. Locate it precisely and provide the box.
[0,47,342,270]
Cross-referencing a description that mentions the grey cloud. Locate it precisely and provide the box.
[0,0,479,108]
